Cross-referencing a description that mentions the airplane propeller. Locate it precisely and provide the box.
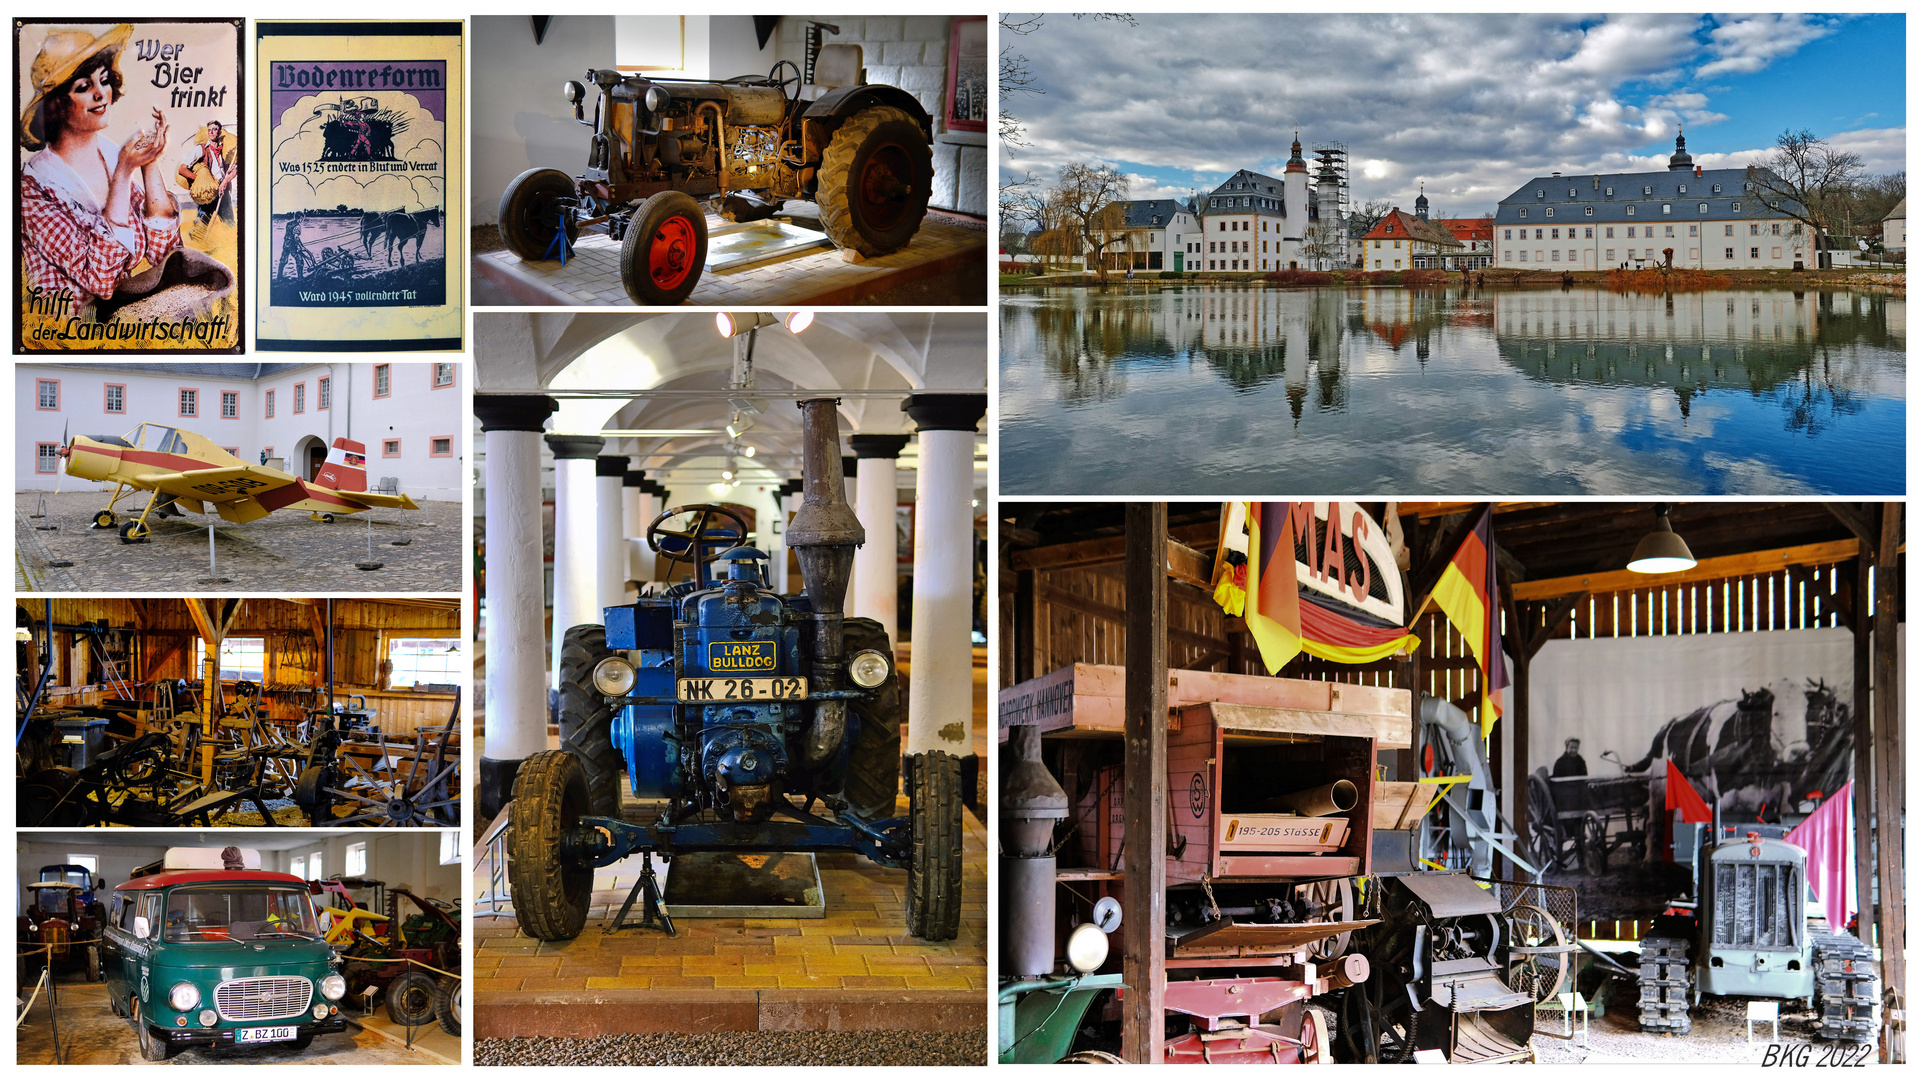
[53,420,69,494]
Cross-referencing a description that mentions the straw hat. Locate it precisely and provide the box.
[18,24,133,150]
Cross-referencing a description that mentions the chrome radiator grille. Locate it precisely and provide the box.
[214,976,313,1021]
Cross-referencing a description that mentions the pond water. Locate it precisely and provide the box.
[999,285,1905,495]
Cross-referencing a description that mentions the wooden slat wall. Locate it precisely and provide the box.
[24,598,460,737]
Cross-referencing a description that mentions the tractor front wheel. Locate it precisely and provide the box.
[816,105,933,256]
[507,750,594,941]
[558,624,624,818]
[620,191,707,305]
[842,617,903,820]
[499,167,579,261]
[905,749,962,941]
[433,977,461,1037]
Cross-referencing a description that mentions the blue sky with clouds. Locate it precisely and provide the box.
[1001,14,1905,217]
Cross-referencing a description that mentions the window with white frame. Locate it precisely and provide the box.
[388,637,460,688]
[221,391,238,418]
[345,842,367,877]
[105,385,125,413]
[318,376,331,409]
[375,364,391,397]
[433,364,454,388]
[294,383,305,414]
[179,389,197,417]
[291,856,306,878]
[37,444,59,473]
[265,389,275,418]
[192,637,267,681]
[310,853,322,881]
[441,831,461,865]
[37,380,59,409]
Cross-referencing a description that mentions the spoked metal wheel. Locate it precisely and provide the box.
[321,724,459,826]
[1505,903,1568,1003]
[1300,878,1355,962]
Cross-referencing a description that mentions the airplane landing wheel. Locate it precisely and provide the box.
[92,509,116,528]
[118,519,150,544]
[312,512,335,523]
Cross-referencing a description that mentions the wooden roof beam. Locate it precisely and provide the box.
[1510,539,1860,600]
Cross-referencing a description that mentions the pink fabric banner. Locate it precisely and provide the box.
[1786,781,1854,932]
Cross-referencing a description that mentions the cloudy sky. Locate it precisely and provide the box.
[1001,13,1905,217]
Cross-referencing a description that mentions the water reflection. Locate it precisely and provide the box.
[1000,284,1904,495]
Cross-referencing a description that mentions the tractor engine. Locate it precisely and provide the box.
[566,68,796,199]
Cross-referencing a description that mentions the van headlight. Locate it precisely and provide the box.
[320,974,347,1001]
[847,650,890,689]
[169,982,200,1010]
[593,656,637,696]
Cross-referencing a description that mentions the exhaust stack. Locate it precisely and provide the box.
[787,398,864,770]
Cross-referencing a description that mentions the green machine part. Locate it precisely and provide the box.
[999,973,1126,1064]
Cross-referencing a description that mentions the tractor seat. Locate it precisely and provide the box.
[803,43,864,99]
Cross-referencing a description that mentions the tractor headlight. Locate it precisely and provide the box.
[320,974,347,1001]
[645,85,671,113]
[1066,923,1109,975]
[848,650,890,689]
[593,656,637,696]
[169,982,200,1010]
[562,80,585,104]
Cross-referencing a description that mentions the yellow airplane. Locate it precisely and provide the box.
[59,422,418,544]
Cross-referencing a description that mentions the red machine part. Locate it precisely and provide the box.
[1161,978,1336,1064]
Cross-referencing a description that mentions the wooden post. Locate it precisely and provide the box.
[1121,503,1168,1065]
[1871,505,1903,1057]
[1847,555,1875,962]
[1013,567,1037,684]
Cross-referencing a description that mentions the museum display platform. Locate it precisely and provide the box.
[474,205,986,307]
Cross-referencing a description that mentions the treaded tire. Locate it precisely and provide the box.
[433,976,462,1037]
[815,106,933,256]
[905,749,962,941]
[558,624,624,818]
[507,750,594,941]
[620,191,707,305]
[842,617,903,819]
[386,969,439,1027]
[498,167,578,261]
[135,999,170,1061]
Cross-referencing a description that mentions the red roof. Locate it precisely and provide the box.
[115,869,308,891]
[1360,209,1460,247]
[1447,217,1495,243]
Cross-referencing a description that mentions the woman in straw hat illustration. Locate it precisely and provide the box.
[18,25,218,319]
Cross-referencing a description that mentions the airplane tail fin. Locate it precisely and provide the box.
[314,438,369,492]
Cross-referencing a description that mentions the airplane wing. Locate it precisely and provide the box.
[341,490,420,510]
[131,465,295,504]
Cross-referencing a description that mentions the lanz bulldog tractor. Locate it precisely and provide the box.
[506,399,961,942]
[498,60,935,304]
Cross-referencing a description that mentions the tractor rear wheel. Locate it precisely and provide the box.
[507,750,594,941]
[905,749,962,941]
[816,105,933,256]
[433,977,461,1037]
[620,191,707,305]
[842,617,903,819]
[498,167,579,261]
[558,624,624,818]
[386,969,438,1027]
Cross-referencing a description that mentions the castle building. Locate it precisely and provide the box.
[1492,134,1810,270]
[1197,135,1337,272]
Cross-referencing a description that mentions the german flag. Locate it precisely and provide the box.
[1428,505,1508,736]
[1211,502,1305,675]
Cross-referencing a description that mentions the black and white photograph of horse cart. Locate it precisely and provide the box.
[1524,628,1857,918]
[268,203,447,307]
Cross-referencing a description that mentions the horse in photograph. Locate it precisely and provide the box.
[360,207,440,266]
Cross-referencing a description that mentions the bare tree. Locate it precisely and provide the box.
[1747,129,1865,268]
[1000,14,1138,148]
[1347,198,1392,243]
[1302,219,1347,270]
[1051,163,1131,281]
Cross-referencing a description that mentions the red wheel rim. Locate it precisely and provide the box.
[648,214,697,291]
[857,144,914,232]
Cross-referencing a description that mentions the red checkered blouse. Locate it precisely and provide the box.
[21,141,181,305]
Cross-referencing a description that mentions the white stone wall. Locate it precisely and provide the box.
[1494,215,1806,270]
[778,15,986,216]
[17,363,464,500]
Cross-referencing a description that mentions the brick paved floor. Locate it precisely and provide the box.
[15,491,461,593]
[473,802,986,997]
[475,203,985,307]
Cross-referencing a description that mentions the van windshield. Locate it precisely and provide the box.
[164,886,319,943]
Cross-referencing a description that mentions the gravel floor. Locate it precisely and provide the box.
[475,1029,988,1067]
[1530,982,1878,1064]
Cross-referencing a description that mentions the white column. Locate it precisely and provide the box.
[773,481,799,594]
[624,472,658,590]
[476,395,556,816]
[904,395,985,758]
[841,455,859,611]
[850,434,910,648]
[595,455,626,610]
[546,434,605,690]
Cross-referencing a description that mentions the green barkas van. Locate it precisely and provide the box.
[102,866,349,1060]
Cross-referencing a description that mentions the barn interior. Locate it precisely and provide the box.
[998,501,1903,1065]
[18,597,462,829]
[16,830,460,1065]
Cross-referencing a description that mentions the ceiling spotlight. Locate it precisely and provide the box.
[784,311,814,334]
[726,411,756,439]
[720,468,734,481]
[1627,503,1697,574]
[716,312,777,338]
[743,445,756,458]
[730,478,742,488]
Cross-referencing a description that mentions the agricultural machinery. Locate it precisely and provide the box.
[1638,826,1878,1042]
[507,398,961,942]
[20,880,102,983]
[313,878,462,1035]
[497,55,934,304]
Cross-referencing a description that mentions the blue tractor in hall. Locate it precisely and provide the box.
[506,398,962,942]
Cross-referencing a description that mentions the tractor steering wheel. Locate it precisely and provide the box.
[767,60,803,106]
[647,504,751,587]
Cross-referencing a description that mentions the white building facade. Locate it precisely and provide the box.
[18,361,465,500]
[1493,135,1809,271]
[1092,199,1201,272]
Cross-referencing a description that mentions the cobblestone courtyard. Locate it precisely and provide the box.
[16,491,461,592]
